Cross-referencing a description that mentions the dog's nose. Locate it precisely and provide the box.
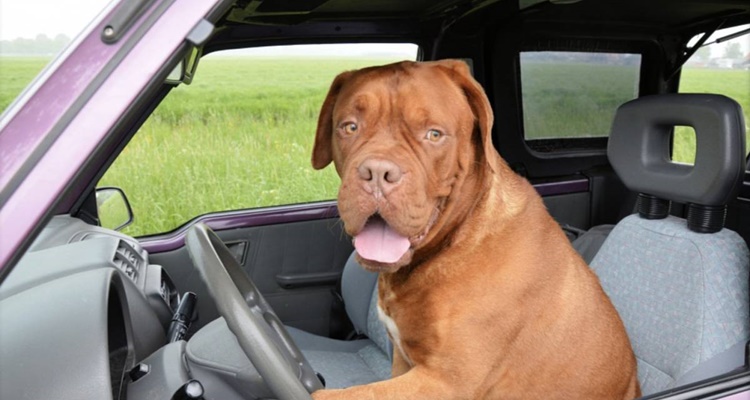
[358,159,403,194]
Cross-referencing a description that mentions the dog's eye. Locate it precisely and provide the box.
[426,129,443,142]
[343,123,358,135]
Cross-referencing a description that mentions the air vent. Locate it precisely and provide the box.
[113,240,142,281]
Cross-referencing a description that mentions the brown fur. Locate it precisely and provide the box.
[311,60,640,399]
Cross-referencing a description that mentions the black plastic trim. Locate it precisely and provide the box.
[102,0,157,44]
[204,20,425,56]
[275,272,341,289]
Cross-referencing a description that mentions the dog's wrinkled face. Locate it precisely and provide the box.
[312,60,494,272]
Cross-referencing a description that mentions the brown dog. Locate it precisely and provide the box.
[310,60,640,399]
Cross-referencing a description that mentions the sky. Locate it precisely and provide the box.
[0,0,112,41]
[0,0,747,57]
[0,0,417,57]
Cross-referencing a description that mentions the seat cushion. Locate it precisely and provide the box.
[287,326,391,389]
[590,214,750,395]
[571,224,615,264]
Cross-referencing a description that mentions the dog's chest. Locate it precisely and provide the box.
[377,305,414,366]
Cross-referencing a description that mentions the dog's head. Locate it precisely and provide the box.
[312,60,496,272]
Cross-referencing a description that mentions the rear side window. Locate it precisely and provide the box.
[520,51,641,142]
[677,25,749,165]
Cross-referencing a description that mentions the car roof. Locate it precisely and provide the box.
[219,0,750,34]
[204,0,750,60]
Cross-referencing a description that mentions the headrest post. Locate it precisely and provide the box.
[686,204,726,233]
[637,193,671,220]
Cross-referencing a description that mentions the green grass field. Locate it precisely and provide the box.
[0,57,50,109]
[521,62,641,139]
[675,68,750,163]
[1,56,748,236]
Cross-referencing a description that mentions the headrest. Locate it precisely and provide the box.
[608,94,746,232]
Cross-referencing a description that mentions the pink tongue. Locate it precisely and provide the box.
[354,218,411,264]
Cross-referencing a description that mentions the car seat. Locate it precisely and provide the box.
[590,94,750,395]
[286,253,392,388]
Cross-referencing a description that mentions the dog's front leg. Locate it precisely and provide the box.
[311,367,457,400]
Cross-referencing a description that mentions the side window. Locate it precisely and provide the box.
[520,51,641,144]
[677,25,750,164]
[98,44,419,237]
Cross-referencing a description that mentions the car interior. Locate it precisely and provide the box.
[0,0,749,399]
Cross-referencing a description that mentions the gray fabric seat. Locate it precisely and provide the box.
[592,215,749,394]
[287,253,392,389]
[591,94,750,396]
[571,224,615,264]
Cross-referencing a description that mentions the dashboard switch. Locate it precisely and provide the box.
[167,292,197,342]
[171,380,204,400]
[128,363,149,382]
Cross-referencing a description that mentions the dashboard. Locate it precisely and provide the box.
[0,215,179,400]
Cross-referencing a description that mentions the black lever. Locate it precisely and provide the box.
[167,292,197,342]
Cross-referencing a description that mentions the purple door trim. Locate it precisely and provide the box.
[0,0,130,191]
[140,201,340,253]
[140,178,590,253]
[533,178,589,197]
[0,0,221,270]
[721,391,750,400]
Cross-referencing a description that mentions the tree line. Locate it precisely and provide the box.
[0,34,71,55]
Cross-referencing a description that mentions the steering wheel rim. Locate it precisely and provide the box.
[185,223,322,400]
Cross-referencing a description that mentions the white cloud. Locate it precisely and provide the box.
[686,25,750,57]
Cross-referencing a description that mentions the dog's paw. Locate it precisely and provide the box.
[311,389,333,400]
[311,388,350,400]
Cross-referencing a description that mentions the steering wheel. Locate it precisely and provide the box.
[185,223,323,400]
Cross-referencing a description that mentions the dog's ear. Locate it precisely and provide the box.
[433,59,496,173]
[312,70,354,170]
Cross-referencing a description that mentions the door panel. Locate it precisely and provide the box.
[542,192,590,229]
[534,177,592,230]
[229,219,353,335]
[147,213,353,337]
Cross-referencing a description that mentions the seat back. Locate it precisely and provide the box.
[341,253,392,359]
[592,216,749,394]
[592,94,749,396]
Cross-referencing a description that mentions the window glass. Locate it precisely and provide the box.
[0,0,110,110]
[677,25,750,164]
[520,51,641,140]
[98,44,419,237]
[671,126,696,165]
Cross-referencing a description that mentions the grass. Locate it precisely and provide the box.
[0,57,50,111]
[675,67,750,163]
[521,62,641,139]
[1,56,748,236]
